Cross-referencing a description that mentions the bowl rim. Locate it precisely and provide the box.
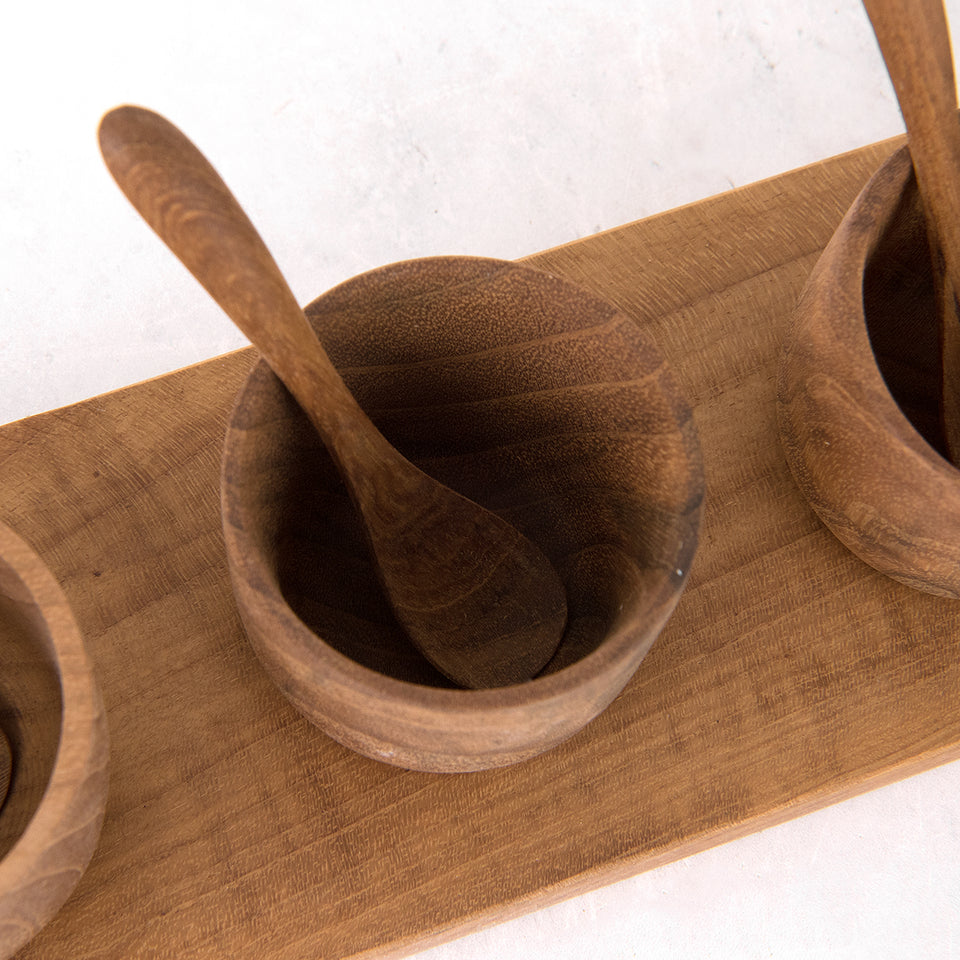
[220,254,703,710]
[223,509,691,712]
[0,520,107,900]
[776,141,960,598]
[802,143,960,480]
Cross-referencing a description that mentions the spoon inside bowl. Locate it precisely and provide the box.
[863,0,960,461]
[98,105,566,689]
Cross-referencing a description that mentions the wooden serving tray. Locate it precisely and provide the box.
[4,133,959,959]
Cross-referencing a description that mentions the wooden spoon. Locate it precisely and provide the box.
[97,106,566,689]
[863,0,960,461]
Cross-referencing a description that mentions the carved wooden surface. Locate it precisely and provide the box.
[99,107,572,691]
[0,734,8,813]
[861,0,960,459]
[0,522,108,959]
[223,254,703,772]
[2,132,958,959]
[779,142,960,596]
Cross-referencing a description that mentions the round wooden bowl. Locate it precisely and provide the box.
[0,522,108,957]
[778,143,960,597]
[222,256,704,772]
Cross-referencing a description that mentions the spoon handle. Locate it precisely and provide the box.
[863,0,960,459]
[99,105,569,689]
[98,106,377,465]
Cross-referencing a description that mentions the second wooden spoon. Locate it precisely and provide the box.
[98,105,567,689]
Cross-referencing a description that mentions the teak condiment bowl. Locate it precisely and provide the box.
[0,521,108,958]
[778,142,960,597]
[221,256,704,772]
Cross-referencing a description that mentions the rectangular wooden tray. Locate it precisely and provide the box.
[4,133,958,959]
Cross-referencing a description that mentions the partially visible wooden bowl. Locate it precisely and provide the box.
[778,143,960,597]
[0,522,108,958]
[222,256,704,772]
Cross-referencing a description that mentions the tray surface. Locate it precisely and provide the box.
[3,133,958,959]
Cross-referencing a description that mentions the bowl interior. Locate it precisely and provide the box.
[0,734,9,815]
[227,257,703,688]
[0,524,108,959]
[0,565,62,860]
[777,144,960,599]
[863,166,946,456]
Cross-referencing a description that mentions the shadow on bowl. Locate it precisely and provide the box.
[863,157,946,453]
[222,256,704,772]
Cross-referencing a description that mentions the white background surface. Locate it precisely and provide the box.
[2,1,959,957]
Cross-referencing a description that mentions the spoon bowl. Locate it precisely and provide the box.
[222,255,704,772]
[0,521,108,958]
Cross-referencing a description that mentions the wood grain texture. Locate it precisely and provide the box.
[0,522,108,959]
[778,142,960,596]
[2,133,958,959]
[0,733,9,813]
[99,106,568,690]
[222,255,703,771]
[861,0,960,459]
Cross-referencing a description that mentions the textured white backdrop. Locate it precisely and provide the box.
[2,2,959,957]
